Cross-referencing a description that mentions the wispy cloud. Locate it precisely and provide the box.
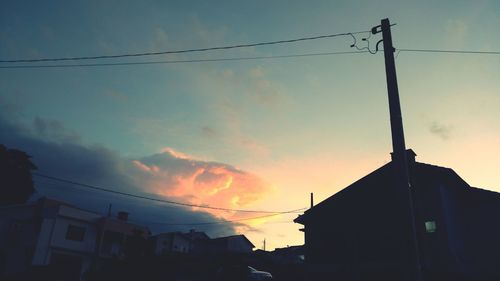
[429,121,453,140]
[248,66,287,108]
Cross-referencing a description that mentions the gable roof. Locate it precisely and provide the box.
[211,234,255,248]
[294,154,477,225]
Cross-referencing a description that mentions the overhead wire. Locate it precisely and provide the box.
[38,184,302,227]
[397,49,500,55]
[34,175,304,227]
[32,172,306,214]
[0,30,370,63]
[0,50,369,69]
[2,48,497,70]
[35,181,302,226]
[349,32,378,54]
[131,209,303,226]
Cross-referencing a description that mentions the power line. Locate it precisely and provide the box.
[132,209,302,226]
[33,172,305,214]
[2,48,498,70]
[0,30,369,63]
[36,180,303,226]
[0,50,369,69]
[397,48,500,55]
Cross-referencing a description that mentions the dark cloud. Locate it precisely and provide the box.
[429,121,453,140]
[33,117,81,143]
[0,104,268,237]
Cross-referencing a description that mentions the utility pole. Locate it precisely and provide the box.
[263,239,266,251]
[372,18,423,281]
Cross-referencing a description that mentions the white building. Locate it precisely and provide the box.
[0,198,100,280]
[151,232,192,255]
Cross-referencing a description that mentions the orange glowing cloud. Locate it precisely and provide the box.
[130,147,272,220]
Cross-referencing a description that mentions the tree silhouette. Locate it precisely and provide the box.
[0,144,37,206]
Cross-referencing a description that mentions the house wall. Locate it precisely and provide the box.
[172,234,190,253]
[226,236,253,253]
[32,205,100,280]
[460,189,500,280]
[97,218,150,259]
[303,165,417,281]
[32,218,55,265]
[0,204,40,276]
[50,216,98,254]
[98,230,124,257]
[153,234,191,255]
[411,164,474,280]
[0,203,98,280]
[302,162,500,281]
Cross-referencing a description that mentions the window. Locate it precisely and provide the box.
[425,221,436,233]
[65,225,86,241]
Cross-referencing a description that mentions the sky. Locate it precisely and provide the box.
[1,0,499,250]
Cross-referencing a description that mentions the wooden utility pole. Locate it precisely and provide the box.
[372,18,423,281]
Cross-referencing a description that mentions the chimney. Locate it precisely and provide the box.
[117,211,129,221]
[391,149,416,164]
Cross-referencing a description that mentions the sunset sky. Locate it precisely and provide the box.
[1,0,499,250]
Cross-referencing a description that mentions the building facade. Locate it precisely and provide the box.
[150,232,192,255]
[295,150,500,281]
[0,198,100,280]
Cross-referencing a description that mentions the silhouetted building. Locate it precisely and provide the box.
[295,150,500,281]
[0,198,100,281]
[149,230,255,256]
[272,245,305,265]
[150,232,191,255]
[184,229,210,254]
[96,212,150,260]
[208,234,255,254]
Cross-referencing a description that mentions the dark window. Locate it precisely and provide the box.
[65,225,85,241]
